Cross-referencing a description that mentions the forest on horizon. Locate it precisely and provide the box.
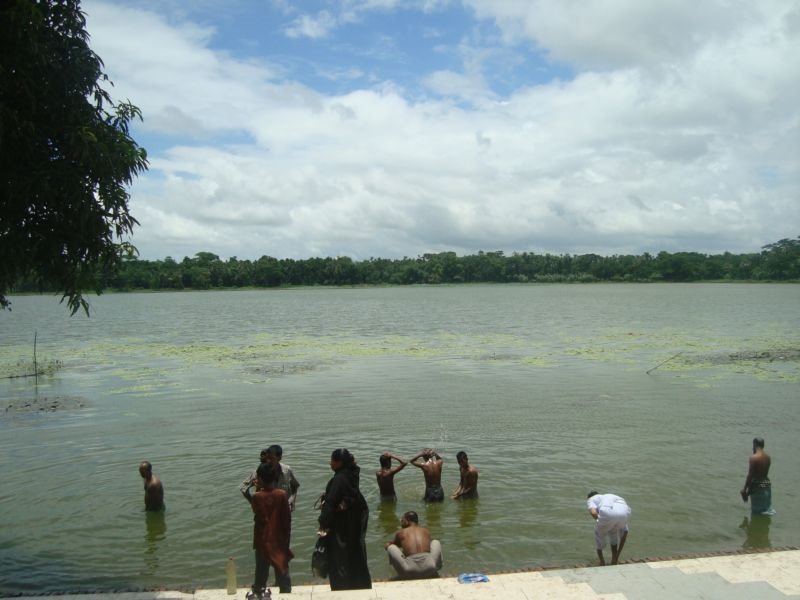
[12,236,800,294]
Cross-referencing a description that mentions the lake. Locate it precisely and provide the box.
[1,283,798,594]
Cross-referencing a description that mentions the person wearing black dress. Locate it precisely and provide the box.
[318,448,372,590]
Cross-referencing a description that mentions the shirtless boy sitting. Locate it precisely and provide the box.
[384,511,442,579]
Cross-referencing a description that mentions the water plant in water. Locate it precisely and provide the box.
[0,357,64,380]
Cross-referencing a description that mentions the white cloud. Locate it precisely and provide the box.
[284,11,337,39]
[464,0,763,70]
[84,0,798,260]
[85,1,283,136]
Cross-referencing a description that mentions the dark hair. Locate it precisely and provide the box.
[266,444,283,458]
[753,437,765,449]
[403,511,419,524]
[257,461,278,485]
[331,448,355,466]
[379,454,391,468]
[456,451,468,461]
[587,490,599,499]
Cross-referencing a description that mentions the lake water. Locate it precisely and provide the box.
[1,284,798,594]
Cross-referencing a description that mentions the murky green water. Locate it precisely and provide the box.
[1,284,798,594]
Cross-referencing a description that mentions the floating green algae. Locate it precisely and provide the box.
[2,326,797,388]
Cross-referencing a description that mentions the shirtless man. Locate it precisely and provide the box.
[741,437,774,515]
[410,448,444,502]
[139,461,164,512]
[376,452,407,501]
[384,511,442,579]
[451,451,478,499]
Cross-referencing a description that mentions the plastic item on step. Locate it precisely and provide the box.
[458,573,490,583]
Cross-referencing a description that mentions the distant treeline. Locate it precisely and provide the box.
[12,236,800,294]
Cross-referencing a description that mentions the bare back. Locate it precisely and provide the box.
[144,475,164,511]
[748,449,771,482]
[376,469,397,496]
[411,457,442,487]
[393,524,432,556]
[460,465,479,498]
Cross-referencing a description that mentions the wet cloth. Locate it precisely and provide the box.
[386,540,442,579]
[276,463,300,501]
[587,493,631,549]
[423,484,444,502]
[749,479,774,515]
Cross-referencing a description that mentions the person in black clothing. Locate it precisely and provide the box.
[317,448,372,590]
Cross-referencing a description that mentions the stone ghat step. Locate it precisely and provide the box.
[2,548,799,600]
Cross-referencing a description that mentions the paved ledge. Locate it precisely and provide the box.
[2,548,799,599]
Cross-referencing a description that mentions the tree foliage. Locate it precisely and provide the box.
[11,237,792,295]
[0,0,148,314]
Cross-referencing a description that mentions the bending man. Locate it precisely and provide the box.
[385,511,442,579]
[586,491,631,566]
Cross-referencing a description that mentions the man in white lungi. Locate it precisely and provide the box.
[586,491,631,565]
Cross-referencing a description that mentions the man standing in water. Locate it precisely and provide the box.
[376,452,407,501]
[586,491,631,566]
[139,461,164,511]
[410,448,444,502]
[384,511,443,579]
[451,451,478,499]
[741,437,774,515]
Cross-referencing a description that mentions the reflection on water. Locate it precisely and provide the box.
[376,501,400,539]
[144,511,167,572]
[457,500,479,550]
[424,501,443,533]
[739,515,771,549]
[1,285,798,594]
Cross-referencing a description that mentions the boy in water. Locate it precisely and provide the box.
[376,452,407,501]
[410,448,444,502]
[451,451,479,499]
[741,437,774,515]
[138,461,164,512]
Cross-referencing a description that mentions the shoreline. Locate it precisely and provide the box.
[2,546,797,597]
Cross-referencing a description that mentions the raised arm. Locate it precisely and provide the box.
[410,451,427,469]
[240,470,257,502]
[387,452,408,475]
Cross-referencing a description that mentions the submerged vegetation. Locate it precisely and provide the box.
[0,357,63,380]
[7,236,799,295]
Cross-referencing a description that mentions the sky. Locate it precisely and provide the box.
[82,0,800,262]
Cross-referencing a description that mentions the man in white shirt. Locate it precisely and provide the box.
[265,444,300,512]
[586,491,631,565]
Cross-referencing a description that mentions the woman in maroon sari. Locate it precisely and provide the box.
[246,462,293,597]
